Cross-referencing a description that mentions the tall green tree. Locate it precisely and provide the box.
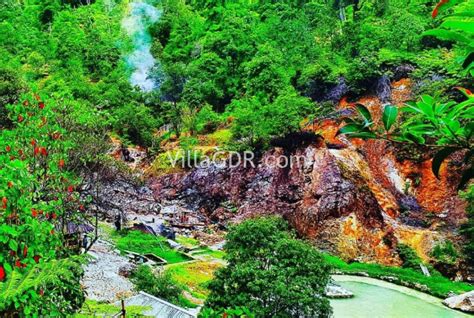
[205,217,332,318]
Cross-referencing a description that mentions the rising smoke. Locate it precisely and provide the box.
[122,1,162,92]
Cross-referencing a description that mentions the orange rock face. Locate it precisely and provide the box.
[303,78,466,263]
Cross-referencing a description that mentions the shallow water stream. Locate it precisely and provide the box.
[330,276,471,318]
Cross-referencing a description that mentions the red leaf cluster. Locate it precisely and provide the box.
[432,0,450,18]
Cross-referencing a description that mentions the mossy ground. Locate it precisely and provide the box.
[175,235,200,249]
[147,149,185,177]
[74,300,151,317]
[205,129,232,146]
[166,261,224,302]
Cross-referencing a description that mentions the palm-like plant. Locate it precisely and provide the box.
[338,91,473,187]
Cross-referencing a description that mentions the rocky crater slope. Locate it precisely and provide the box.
[149,79,468,268]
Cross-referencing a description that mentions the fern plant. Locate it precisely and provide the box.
[0,257,85,317]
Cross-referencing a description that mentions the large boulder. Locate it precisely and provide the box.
[443,291,474,313]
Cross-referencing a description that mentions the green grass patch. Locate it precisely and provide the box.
[324,254,473,298]
[147,150,184,176]
[175,235,200,249]
[191,247,226,260]
[98,221,114,237]
[178,295,200,308]
[167,261,223,300]
[74,300,151,317]
[110,230,191,264]
[207,129,232,145]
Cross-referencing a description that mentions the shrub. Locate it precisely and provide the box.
[460,184,474,267]
[111,104,160,147]
[0,67,25,127]
[195,104,223,134]
[204,217,332,317]
[131,265,183,306]
[0,93,87,315]
[431,241,458,265]
[0,256,84,316]
[397,244,422,271]
[230,89,314,149]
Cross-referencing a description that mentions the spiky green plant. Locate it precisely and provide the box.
[0,258,85,317]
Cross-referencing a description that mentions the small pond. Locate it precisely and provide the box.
[330,276,471,318]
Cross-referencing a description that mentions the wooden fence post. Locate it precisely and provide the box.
[121,299,126,318]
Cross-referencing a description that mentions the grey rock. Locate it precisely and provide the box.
[380,276,398,282]
[325,283,354,299]
[118,263,137,278]
[443,291,474,313]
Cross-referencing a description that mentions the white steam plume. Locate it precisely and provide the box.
[122,1,161,92]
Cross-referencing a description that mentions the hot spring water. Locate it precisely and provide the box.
[331,276,470,318]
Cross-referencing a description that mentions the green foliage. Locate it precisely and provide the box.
[460,184,474,267]
[0,0,133,107]
[0,94,87,315]
[401,94,472,148]
[0,257,84,317]
[431,240,459,264]
[242,44,291,102]
[0,94,84,268]
[323,253,473,298]
[382,104,398,131]
[339,93,473,187]
[58,99,110,172]
[204,217,332,317]
[0,68,25,126]
[111,104,160,147]
[0,2,471,315]
[195,104,223,134]
[230,90,314,149]
[396,244,422,270]
[425,0,474,76]
[131,265,184,307]
[199,306,255,318]
[155,0,465,146]
[110,230,190,264]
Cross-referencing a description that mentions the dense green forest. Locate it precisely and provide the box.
[1,0,471,147]
[0,0,472,316]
